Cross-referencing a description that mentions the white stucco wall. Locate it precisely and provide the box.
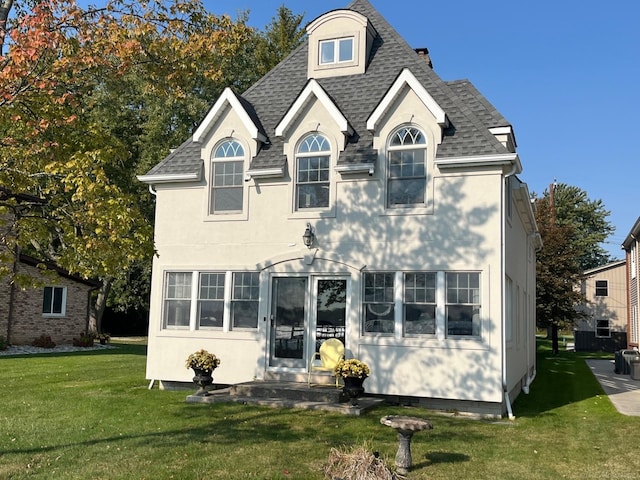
[144,84,536,409]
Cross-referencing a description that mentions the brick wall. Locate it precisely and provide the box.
[3,261,93,345]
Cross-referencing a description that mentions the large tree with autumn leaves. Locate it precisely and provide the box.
[0,0,301,335]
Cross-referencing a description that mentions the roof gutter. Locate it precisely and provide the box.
[136,172,201,184]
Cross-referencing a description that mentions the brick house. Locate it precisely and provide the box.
[1,187,98,345]
[0,254,98,345]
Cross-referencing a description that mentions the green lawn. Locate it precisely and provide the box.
[1,340,639,479]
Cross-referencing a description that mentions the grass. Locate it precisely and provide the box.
[1,340,640,479]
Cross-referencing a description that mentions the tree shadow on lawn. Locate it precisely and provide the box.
[0,402,492,459]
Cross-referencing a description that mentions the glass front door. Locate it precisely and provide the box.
[314,279,347,352]
[270,277,308,368]
[269,276,349,370]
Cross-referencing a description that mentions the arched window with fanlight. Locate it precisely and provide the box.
[387,126,427,207]
[295,134,331,210]
[210,139,244,214]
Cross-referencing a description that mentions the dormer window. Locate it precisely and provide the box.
[319,37,354,65]
[306,10,376,79]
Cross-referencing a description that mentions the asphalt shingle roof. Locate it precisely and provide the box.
[144,0,512,178]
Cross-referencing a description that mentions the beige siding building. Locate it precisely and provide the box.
[575,261,628,351]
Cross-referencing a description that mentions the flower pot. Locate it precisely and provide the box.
[191,367,214,396]
[343,376,366,406]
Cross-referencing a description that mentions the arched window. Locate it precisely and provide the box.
[387,127,427,207]
[211,139,244,214]
[295,134,330,210]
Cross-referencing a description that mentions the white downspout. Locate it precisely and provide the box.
[522,232,540,394]
[502,162,518,419]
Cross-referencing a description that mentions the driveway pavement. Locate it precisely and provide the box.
[586,359,640,416]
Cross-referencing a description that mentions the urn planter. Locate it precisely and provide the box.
[343,376,366,406]
[191,367,214,396]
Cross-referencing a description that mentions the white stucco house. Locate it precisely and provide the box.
[139,0,540,416]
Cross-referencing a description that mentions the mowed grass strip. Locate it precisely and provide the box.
[1,340,639,479]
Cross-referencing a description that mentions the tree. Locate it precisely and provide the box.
[253,5,305,78]
[0,0,258,334]
[534,182,614,353]
[552,183,616,269]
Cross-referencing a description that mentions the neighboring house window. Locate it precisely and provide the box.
[446,272,481,337]
[387,126,427,207]
[633,306,639,345]
[595,280,608,297]
[404,272,436,335]
[632,243,637,279]
[363,273,395,334]
[42,286,66,316]
[211,139,244,214]
[296,134,330,210]
[231,272,260,329]
[596,319,611,338]
[198,273,225,328]
[164,272,191,328]
[319,37,353,64]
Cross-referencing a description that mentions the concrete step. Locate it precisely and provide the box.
[231,380,344,404]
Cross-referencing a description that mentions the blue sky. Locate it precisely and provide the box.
[207,0,639,259]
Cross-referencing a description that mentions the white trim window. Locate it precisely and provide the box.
[296,134,331,210]
[42,286,66,317]
[211,139,244,214]
[446,272,481,337]
[404,272,436,335]
[198,273,225,328]
[632,243,637,279]
[363,273,395,334]
[387,126,427,207]
[595,280,608,297]
[319,37,354,64]
[163,272,191,328]
[596,319,611,338]
[231,272,260,329]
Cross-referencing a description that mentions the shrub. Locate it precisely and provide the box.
[32,334,56,349]
[72,332,95,347]
[0,336,7,350]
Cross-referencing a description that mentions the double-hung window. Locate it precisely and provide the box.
[43,286,66,316]
[446,272,481,337]
[404,273,436,335]
[211,140,244,214]
[595,280,608,297]
[231,272,259,329]
[363,273,395,334]
[387,127,427,207]
[596,319,611,338]
[164,273,191,328]
[319,37,354,64]
[198,273,225,328]
[296,134,330,210]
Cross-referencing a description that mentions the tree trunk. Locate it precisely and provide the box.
[551,323,559,355]
[89,281,111,334]
[0,0,14,55]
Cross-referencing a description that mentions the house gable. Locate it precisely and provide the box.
[193,87,267,145]
[367,68,447,132]
[275,79,353,138]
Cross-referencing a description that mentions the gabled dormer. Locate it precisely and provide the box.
[306,9,377,79]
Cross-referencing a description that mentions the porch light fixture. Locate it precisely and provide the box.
[302,223,315,248]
